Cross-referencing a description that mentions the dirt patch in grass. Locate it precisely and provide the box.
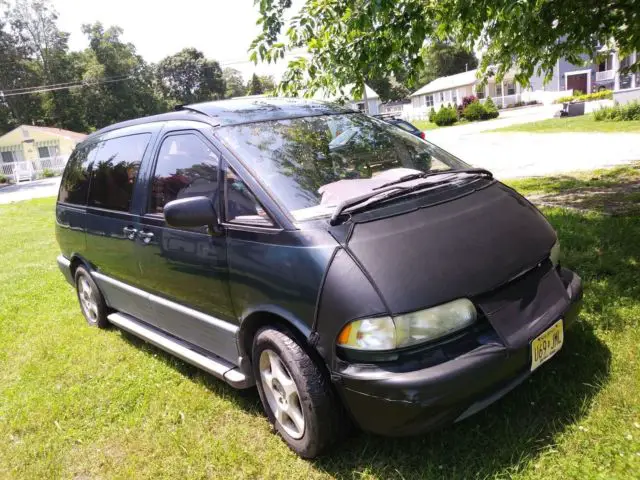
[508,163,640,215]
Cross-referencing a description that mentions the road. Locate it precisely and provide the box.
[426,105,640,178]
[0,177,61,204]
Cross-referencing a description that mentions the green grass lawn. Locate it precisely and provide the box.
[1,168,640,478]
[411,119,440,131]
[486,114,640,133]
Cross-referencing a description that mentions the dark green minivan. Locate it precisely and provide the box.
[56,98,583,458]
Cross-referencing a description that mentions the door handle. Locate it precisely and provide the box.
[138,231,154,244]
[123,226,137,240]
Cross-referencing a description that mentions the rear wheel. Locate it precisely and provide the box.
[252,327,346,458]
[74,266,109,328]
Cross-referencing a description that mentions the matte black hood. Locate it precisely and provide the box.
[343,182,557,314]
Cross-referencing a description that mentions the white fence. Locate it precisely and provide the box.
[1,155,68,183]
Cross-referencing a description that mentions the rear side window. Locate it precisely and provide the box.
[57,142,99,205]
[149,134,220,214]
[88,133,151,212]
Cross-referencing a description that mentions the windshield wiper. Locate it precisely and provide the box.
[374,168,493,189]
[329,168,494,225]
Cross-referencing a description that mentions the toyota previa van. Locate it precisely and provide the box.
[56,98,583,458]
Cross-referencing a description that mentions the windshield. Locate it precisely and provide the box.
[217,113,470,221]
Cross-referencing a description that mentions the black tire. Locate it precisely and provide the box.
[252,327,346,458]
[74,266,109,328]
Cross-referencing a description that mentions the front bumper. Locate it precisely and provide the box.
[335,267,583,436]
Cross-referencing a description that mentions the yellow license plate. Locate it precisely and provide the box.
[531,319,564,371]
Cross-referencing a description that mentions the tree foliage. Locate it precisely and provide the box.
[248,73,264,95]
[251,0,640,95]
[156,48,225,105]
[418,42,478,86]
[0,0,232,135]
[223,68,247,98]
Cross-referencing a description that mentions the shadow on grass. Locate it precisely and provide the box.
[113,208,635,479]
[117,331,264,415]
[513,163,640,216]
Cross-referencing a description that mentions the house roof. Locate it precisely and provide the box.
[0,125,87,143]
[411,69,479,97]
[311,84,380,102]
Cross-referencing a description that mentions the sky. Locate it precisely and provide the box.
[52,0,304,82]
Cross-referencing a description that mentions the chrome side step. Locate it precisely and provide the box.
[108,312,253,389]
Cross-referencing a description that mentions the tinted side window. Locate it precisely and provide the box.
[57,143,99,205]
[224,169,273,227]
[88,133,151,212]
[149,134,220,213]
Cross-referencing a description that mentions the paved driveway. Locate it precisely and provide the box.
[426,107,640,178]
[0,177,61,204]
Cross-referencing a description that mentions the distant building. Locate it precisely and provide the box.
[0,125,86,182]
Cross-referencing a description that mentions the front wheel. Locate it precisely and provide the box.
[252,327,346,458]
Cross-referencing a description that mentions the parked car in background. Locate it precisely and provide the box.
[374,113,426,139]
[56,98,583,458]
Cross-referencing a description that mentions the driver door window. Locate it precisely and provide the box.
[149,133,220,214]
[224,168,273,227]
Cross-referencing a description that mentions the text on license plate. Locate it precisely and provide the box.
[531,319,564,371]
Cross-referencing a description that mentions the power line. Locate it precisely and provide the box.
[0,75,134,98]
[1,74,133,95]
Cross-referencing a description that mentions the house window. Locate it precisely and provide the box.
[38,146,51,158]
[357,103,365,111]
[439,91,445,102]
[452,90,458,104]
[425,95,434,107]
[506,82,516,95]
[476,86,485,99]
[496,83,503,96]
[1,151,15,163]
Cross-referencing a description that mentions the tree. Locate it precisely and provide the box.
[417,42,478,86]
[248,73,264,95]
[79,22,163,129]
[223,68,246,98]
[157,48,225,105]
[366,77,410,102]
[258,75,276,94]
[251,0,640,96]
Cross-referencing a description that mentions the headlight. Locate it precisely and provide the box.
[550,240,561,267]
[337,299,477,351]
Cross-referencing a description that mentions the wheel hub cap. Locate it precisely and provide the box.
[259,349,305,439]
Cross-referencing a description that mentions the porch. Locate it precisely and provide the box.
[475,79,524,109]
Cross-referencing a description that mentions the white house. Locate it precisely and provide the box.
[312,84,382,114]
[409,69,524,119]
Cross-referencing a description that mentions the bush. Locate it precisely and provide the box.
[42,168,55,178]
[483,97,500,119]
[461,95,478,109]
[0,174,7,184]
[554,89,613,104]
[428,107,436,122]
[593,101,640,122]
[432,105,458,126]
[462,101,486,121]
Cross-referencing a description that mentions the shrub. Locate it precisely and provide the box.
[42,168,55,178]
[483,97,500,119]
[554,89,613,104]
[461,95,478,109]
[593,101,640,122]
[428,107,436,122]
[462,101,486,121]
[432,105,458,126]
[0,174,7,184]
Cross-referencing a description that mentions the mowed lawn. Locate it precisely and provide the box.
[486,114,640,133]
[1,168,640,479]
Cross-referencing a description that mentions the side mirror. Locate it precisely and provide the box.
[163,196,218,228]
